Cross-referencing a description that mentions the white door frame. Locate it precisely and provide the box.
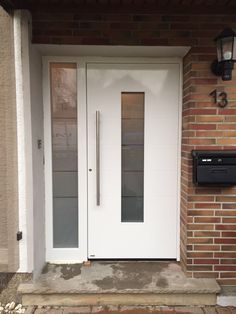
[43,56,182,263]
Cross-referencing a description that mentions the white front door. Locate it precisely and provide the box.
[87,62,180,259]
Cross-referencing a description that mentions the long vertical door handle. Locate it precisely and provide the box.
[96,111,100,206]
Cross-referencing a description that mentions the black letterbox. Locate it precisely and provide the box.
[192,150,236,186]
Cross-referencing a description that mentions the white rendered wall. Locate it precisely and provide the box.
[30,45,45,279]
[14,10,45,275]
[14,10,34,273]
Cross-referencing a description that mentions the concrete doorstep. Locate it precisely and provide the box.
[18,262,220,307]
[24,305,236,314]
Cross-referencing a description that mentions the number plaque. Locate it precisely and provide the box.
[209,89,228,108]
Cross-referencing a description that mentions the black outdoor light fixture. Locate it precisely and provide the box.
[211,27,236,81]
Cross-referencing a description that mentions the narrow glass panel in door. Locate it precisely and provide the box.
[121,92,144,222]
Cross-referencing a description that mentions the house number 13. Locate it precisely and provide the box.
[209,89,228,108]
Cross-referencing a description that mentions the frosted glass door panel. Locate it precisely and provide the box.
[122,119,144,145]
[50,63,78,248]
[51,63,77,119]
[122,146,144,171]
[122,172,144,196]
[53,151,77,172]
[52,119,78,171]
[122,197,143,222]
[122,93,144,118]
[53,198,78,248]
[121,92,144,223]
[53,172,78,197]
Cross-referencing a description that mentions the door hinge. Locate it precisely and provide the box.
[17,231,22,241]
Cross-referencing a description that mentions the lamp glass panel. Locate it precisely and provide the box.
[216,40,222,62]
[233,37,236,61]
[221,37,234,61]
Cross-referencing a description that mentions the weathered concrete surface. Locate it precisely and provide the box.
[21,293,217,307]
[19,262,220,294]
[18,262,220,306]
[217,286,236,307]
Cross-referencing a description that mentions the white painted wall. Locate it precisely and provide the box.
[14,10,34,273]
[14,10,45,276]
[29,45,45,279]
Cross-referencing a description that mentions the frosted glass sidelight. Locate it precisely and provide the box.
[121,92,144,222]
[53,172,78,198]
[53,198,78,248]
[50,63,78,248]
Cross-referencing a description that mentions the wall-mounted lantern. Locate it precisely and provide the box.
[211,28,236,81]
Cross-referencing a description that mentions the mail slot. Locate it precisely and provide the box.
[192,150,236,186]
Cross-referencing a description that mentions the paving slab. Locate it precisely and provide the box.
[203,307,217,314]
[63,306,91,314]
[175,307,204,314]
[34,309,63,314]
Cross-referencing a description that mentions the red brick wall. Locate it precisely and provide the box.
[30,10,236,285]
[31,13,236,47]
[183,49,236,286]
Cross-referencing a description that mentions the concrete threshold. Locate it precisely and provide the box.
[217,286,236,307]
[18,261,220,306]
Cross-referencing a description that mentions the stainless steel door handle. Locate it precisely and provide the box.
[96,110,100,206]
